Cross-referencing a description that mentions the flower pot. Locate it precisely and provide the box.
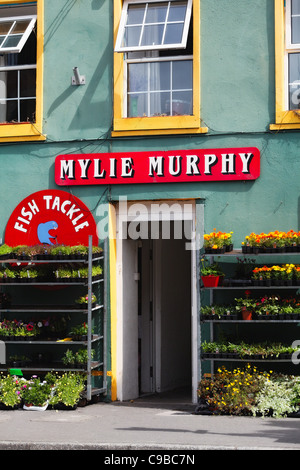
[225,244,233,252]
[201,275,219,287]
[241,308,252,320]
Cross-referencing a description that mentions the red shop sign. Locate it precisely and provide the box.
[5,190,98,247]
[55,147,260,186]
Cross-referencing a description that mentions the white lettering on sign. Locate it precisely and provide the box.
[13,196,89,234]
[55,147,260,186]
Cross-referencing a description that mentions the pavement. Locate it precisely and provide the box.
[0,390,300,452]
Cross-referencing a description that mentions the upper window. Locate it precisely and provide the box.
[272,0,300,129]
[115,0,192,51]
[113,0,206,136]
[286,0,300,110]
[0,0,44,142]
[0,15,36,53]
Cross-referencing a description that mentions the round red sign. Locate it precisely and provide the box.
[5,190,99,247]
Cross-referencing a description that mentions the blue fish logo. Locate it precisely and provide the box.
[37,221,58,245]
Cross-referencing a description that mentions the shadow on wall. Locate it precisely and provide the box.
[45,0,113,132]
[92,0,105,10]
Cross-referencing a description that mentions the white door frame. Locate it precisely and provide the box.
[115,198,200,403]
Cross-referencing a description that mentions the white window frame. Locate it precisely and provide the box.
[115,0,192,52]
[0,14,36,53]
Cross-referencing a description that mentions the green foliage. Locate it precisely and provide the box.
[49,372,85,408]
[21,376,51,407]
[198,365,300,418]
[200,259,223,276]
[0,374,23,408]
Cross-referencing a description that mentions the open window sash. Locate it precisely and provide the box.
[115,0,192,52]
[0,15,36,53]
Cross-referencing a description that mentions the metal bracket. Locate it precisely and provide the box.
[72,67,86,86]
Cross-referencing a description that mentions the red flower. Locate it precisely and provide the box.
[26,324,33,331]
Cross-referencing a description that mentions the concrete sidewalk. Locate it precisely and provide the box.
[0,396,300,450]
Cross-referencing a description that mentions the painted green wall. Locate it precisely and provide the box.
[0,0,296,260]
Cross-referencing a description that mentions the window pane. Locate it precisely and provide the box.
[124,25,142,47]
[168,2,187,21]
[292,17,300,43]
[2,34,22,48]
[150,61,170,90]
[128,62,148,92]
[291,0,300,43]
[0,22,12,35]
[127,4,145,25]
[20,68,36,97]
[6,100,17,122]
[289,53,300,109]
[164,23,184,44]
[172,90,192,115]
[172,60,192,89]
[141,24,164,46]
[145,3,168,23]
[6,70,17,98]
[150,91,170,116]
[20,98,35,122]
[12,20,31,34]
[128,93,148,117]
[292,0,300,15]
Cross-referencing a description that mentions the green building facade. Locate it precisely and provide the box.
[0,0,299,403]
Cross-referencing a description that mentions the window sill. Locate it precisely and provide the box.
[0,123,46,142]
[270,123,300,130]
[270,110,300,130]
[112,115,208,136]
[111,126,208,137]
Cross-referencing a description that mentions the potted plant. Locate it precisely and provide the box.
[3,268,17,283]
[69,322,92,341]
[92,246,103,258]
[71,245,88,259]
[75,293,97,309]
[200,259,224,287]
[62,349,76,368]
[92,265,103,279]
[235,291,256,320]
[49,372,85,409]
[55,266,72,282]
[22,375,51,411]
[72,267,88,281]
[294,266,300,285]
[51,245,72,259]
[203,229,230,253]
[13,245,32,260]
[0,374,23,409]
[19,267,39,282]
[75,348,95,369]
[0,244,13,260]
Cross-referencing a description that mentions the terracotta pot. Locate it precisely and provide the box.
[242,307,252,320]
